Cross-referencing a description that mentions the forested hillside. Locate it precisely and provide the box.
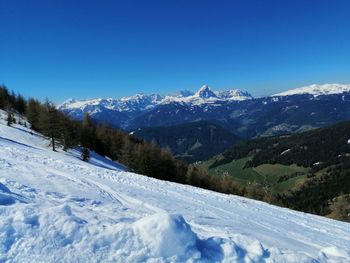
[133,121,240,162]
[204,121,350,221]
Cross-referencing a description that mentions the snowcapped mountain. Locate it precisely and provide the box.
[273,83,350,97]
[59,83,350,117]
[194,85,218,98]
[160,85,253,106]
[59,85,253,115]
[1,110,349,262]
[59,93,163,113]
[216,89,253,100]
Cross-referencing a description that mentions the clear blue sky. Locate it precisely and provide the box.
[1,0,350,102]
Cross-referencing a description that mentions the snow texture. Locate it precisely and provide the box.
[0,110,349,262]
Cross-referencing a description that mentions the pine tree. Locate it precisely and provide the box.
[6,110,13,126]
[80,113,95,160]
[120,136,134,168]
[186,164,196,185]
[81,147,90,161]
[39,99,62,151]
[26,98,42,131]
[110,130,124,160]
[95,125,111,157]
[14,94,27,115]
[81,113,94,146]
[60,116,79,151]
[158,146,175,181]
[134,143,153,176]
[0,85,10,110]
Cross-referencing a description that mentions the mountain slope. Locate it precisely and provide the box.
[273,83,350,97]
[204,119,350,219]
[1,113,350,262]
[130,92,350,137]
[132,121,241,162]
[211,119,350,170]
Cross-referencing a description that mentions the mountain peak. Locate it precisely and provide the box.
[194,85,217,99]
[217,89,253,100]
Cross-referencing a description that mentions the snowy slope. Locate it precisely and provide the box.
[273,83,350,97]
[0,113,350,262]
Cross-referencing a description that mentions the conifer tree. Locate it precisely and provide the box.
[120,136,134,168]
[0,85,10,110]
[110,130,124,160]
[39,99,61,151]
[6,110,13,126]
[81,113,94,146]
[80,113,95,160]
[185,164,196,185]
[26,98,42,131]
[95,125,112,157]
[60,116,79,151]
[134,143,153,176]
[14,94,27,114]
[81,147,90,161]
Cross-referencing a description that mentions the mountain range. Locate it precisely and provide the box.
[59,84,253,116]
[59,83,350,161]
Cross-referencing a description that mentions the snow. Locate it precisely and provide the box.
[58,85,253,115]
[194,85,218,99]
[58,94,163,114]
[160,85,252,106]
[0,111,350,262]
[216,89,253,101]
[273,83,350,97]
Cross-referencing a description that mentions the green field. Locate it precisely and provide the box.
[200,157,309,194]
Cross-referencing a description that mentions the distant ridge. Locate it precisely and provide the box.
[59,84,253,113]
[273,83,350,97]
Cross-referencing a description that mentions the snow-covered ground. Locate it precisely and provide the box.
[0,111,349,262]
